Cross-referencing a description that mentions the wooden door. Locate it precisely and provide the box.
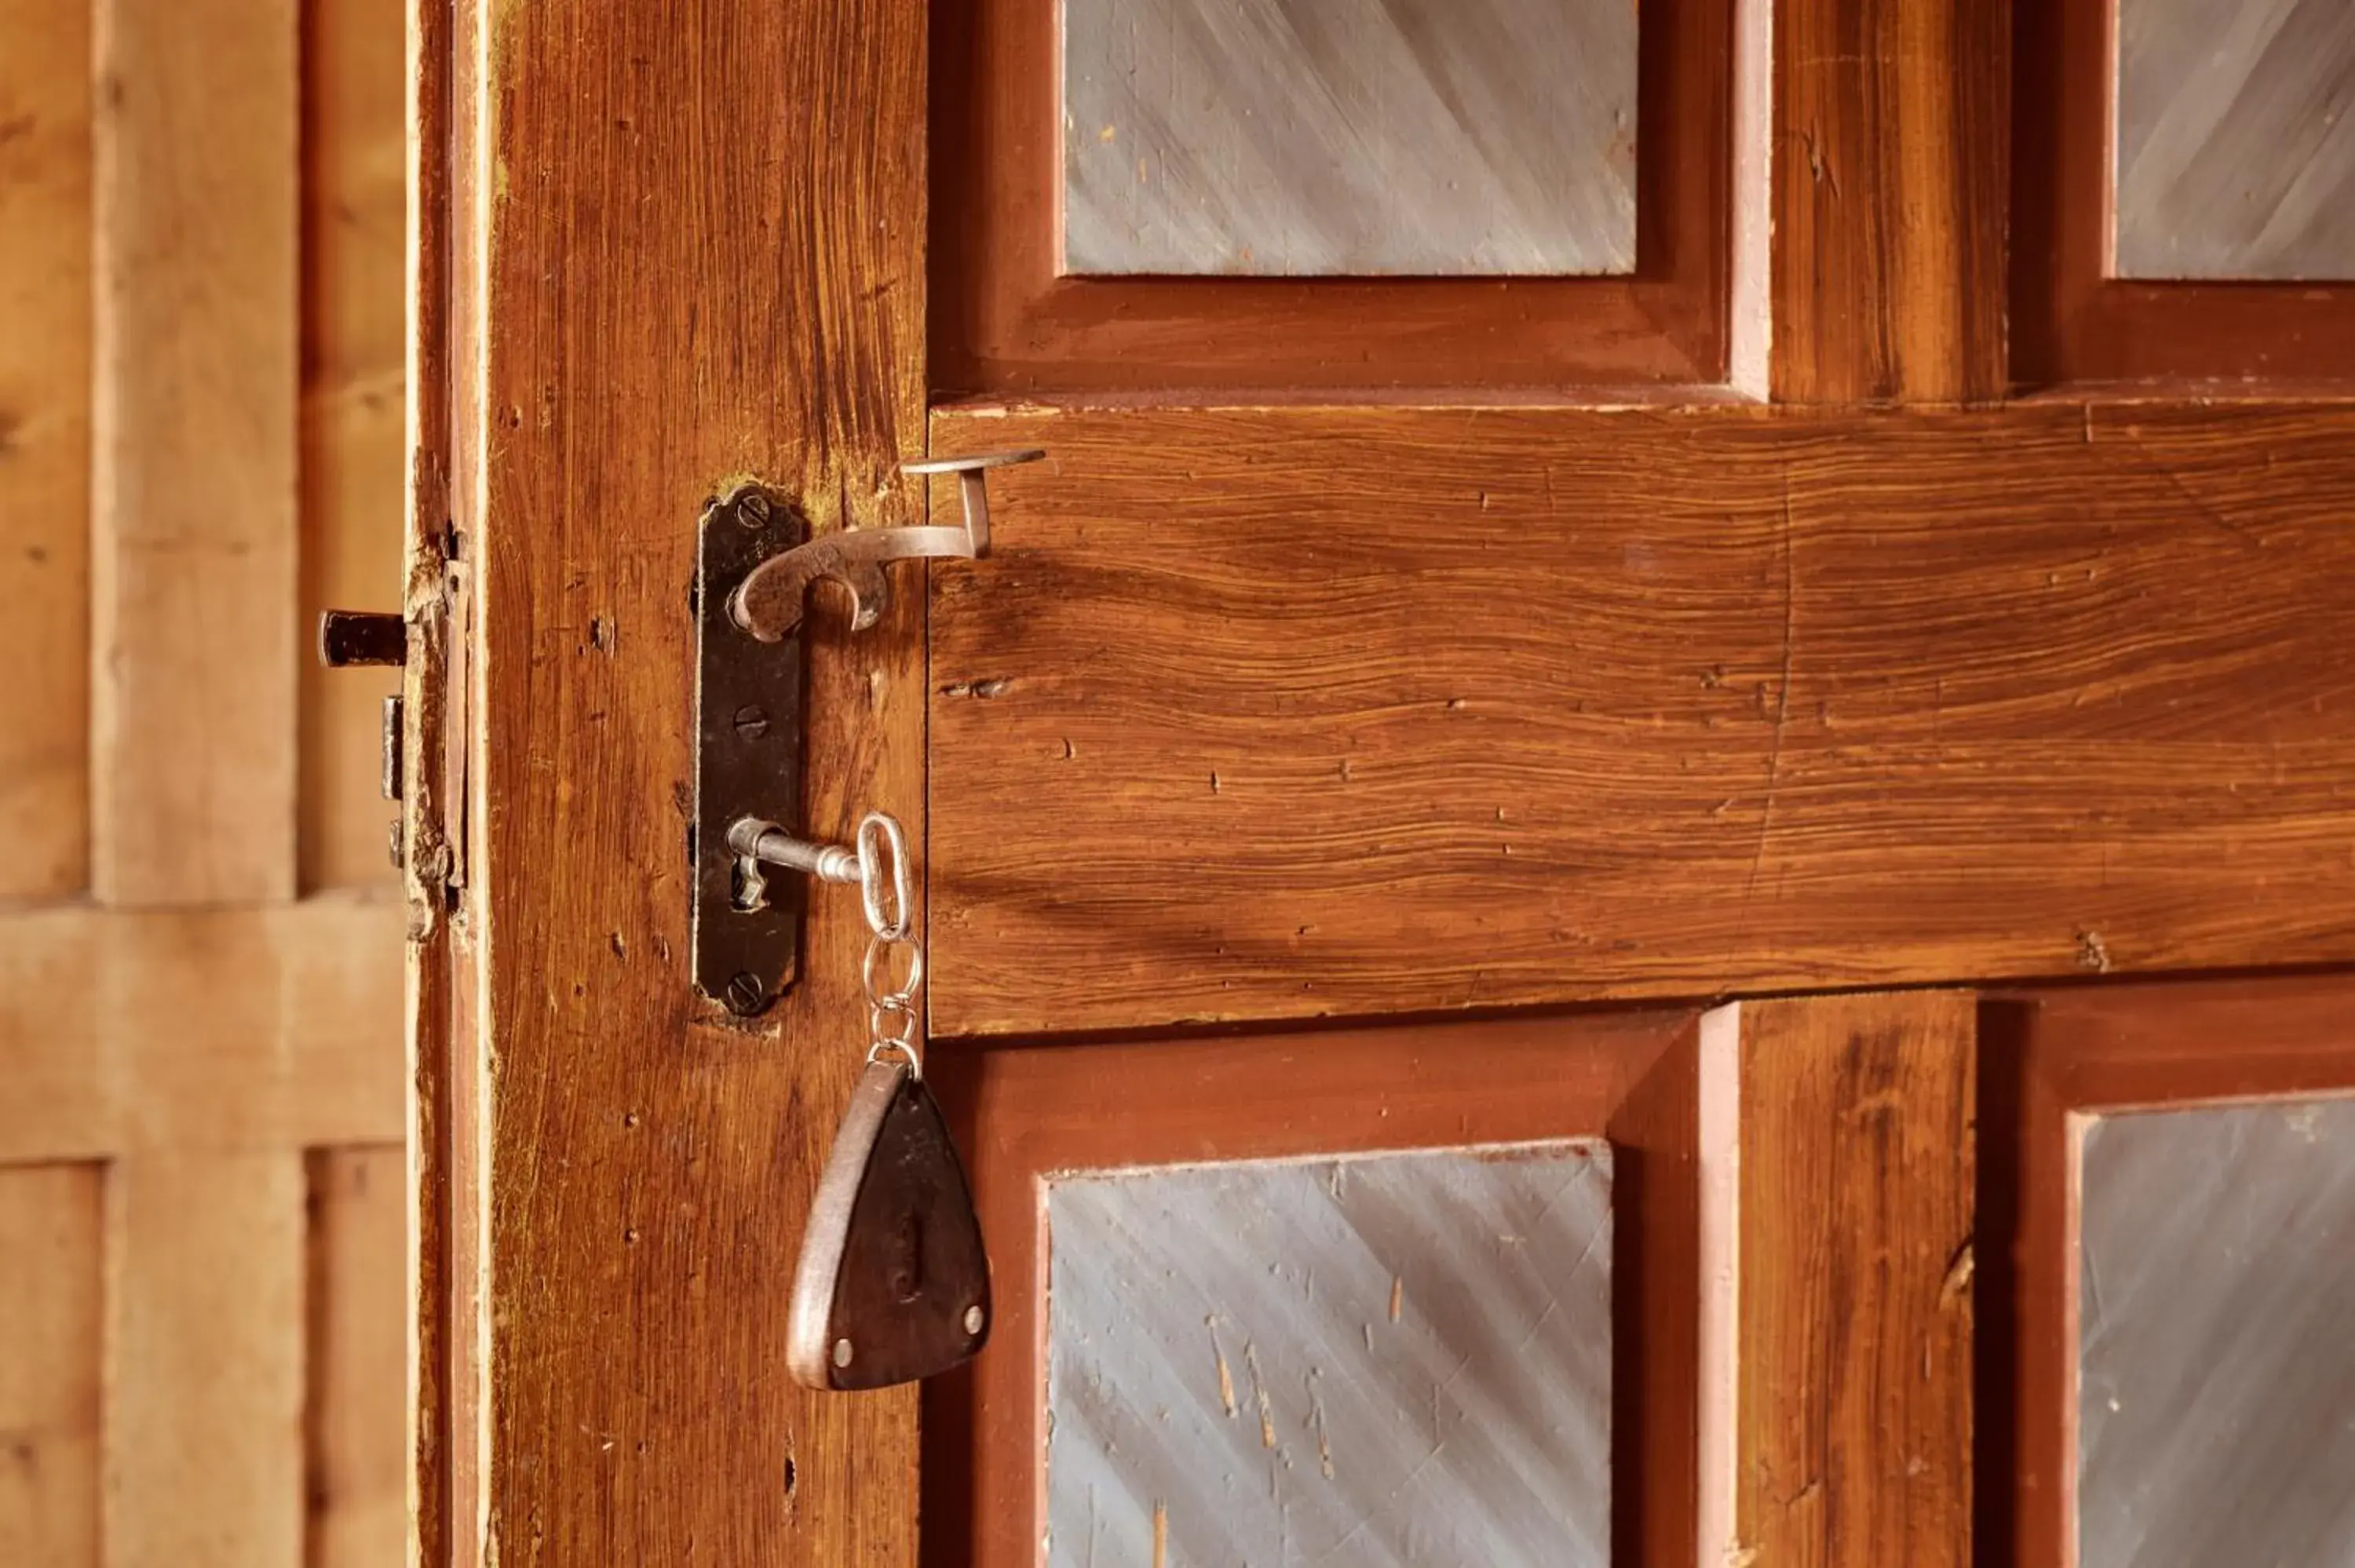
[410,0,2355,1564]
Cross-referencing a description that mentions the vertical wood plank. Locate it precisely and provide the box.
[0,0,92,899]
[453,0,928,1561]
[1703,992,1977,1568]
[403,0,460,1549]
[92,0,299,903]
[0,1165,103,1568]
[305,1147,407,1568]
[1726,0,1773,397]
[1771,0,2008,402]
[298,0,408,892]
[107,1154,306,1568]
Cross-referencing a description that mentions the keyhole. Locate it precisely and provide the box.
[729,856,769,912]
[887,1210,924,1304]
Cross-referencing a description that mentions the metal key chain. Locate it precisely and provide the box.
[856,813,926,1074]
[784,812,992,1391]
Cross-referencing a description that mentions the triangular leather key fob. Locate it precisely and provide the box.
[787,1059,992,1390]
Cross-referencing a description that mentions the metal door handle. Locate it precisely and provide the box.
[691,447,1044,1016]
[728,449,1043,642]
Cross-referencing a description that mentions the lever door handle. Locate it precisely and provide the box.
[727,449,1043,642]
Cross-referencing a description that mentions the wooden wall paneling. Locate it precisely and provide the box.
[1977,975,2355,1568]
[924,1010,1703,1568]
[0,0,91,900]
[2011,0,2355,390]
[0,901,406,1165]
[299,0,409,892]
[451,0,928,1559]
[93,0,298,906]
[1770,0,2008,401]
[78,1,414,1562]
[306,1146,409,1568]
[0,1164,103,1566]
[0,899,406,1568]
[107,1154,306,1568]
[927,403,2355,1037]
[1700,992,1975,1568]
[931,0,1734,393]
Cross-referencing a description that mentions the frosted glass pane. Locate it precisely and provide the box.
[1045,1140,1612,1566]
[2115,0,2355,279]
[2078,1097,2355,1568]
[1061,0,1638,277]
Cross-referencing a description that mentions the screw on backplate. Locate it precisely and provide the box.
[736,491,772,528]
[724,971,767,1016]
[732,703,770,740]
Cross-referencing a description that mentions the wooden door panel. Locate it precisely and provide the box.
[929,0,1735,393]
[422,0,2355,1555]
[1978,975,2355,1568]
[924,1009,1703,1568]
[927,403,2355,1036]
[2013,0,2355,388]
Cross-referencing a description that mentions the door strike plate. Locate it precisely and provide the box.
[691,451,1043,1017]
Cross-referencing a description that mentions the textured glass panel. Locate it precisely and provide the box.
[2115,0,2355,279]
[1061,0,1638,277]
[1045,1141,1612,1566]
[2078,1098,2355,1568]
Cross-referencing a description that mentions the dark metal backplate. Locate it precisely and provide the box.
[692,483,807,1016]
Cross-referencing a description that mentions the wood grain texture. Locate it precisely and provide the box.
[2076,1098,2355,1568]
[0,1164,102,1568]
[0,0,91,900]
[1061,0,1637,277]
[928,403,2355,1038]
[922,1011,1703,1568]
[1707,992,1974,1568]
[108,1152,306,1568]
[403,0,460,1553]
[4,1,408,1560]
[1976,975,2355,1568]
[306,1146,407,1568]
[1771,0,2007,401]
[933,0,1731,392]
[2115,0,2355,280]
[1045,1142,1614,1566]
[0,897,406,1164]
[298,0,407,892]
[455,0,928,1559]
[2012,0,2355,389]
[92,0,298,905]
